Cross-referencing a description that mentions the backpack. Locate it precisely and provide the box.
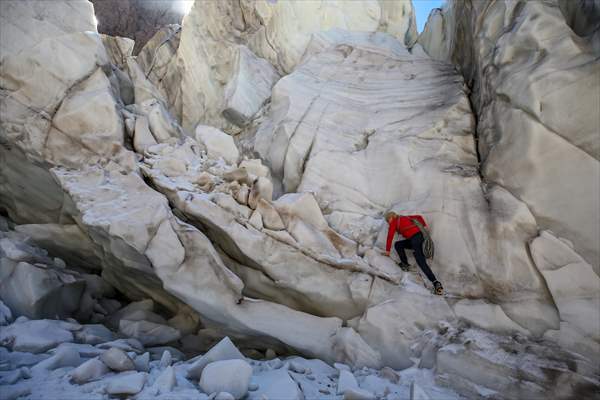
[411,218,434,259]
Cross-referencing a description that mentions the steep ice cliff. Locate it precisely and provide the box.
[0,0,598,399]
[418,0,600,363]
[418,0,600,273]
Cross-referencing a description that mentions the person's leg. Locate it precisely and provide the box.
[411,234,438,283]
[394,239,411,265]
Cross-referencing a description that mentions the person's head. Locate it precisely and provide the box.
[385,211,398,223]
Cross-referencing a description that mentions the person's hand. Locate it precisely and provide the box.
[385,251,390,257]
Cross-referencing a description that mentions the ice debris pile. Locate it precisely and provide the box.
[2,297,596,400]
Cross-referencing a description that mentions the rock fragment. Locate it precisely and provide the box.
[100,347,135,372]
[32,346,81,372]
[70,358,109,384]
[199,359,252,400]
[153,366,177,394]
[337,370,359,395]
[106,372,147,395]
[134,352,150,372]
[187,337,245,379]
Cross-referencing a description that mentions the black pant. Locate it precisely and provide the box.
[394,232,437,283]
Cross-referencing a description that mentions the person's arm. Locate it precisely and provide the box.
[385,218,395,255]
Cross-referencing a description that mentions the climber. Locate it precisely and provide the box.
[384,211,444,295]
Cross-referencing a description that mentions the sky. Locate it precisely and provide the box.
[413,0,446,32]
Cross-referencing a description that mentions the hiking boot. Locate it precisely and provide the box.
[398,262,410,272]
[433,281,444,296]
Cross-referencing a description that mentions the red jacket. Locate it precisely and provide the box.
[386,215,427,252]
